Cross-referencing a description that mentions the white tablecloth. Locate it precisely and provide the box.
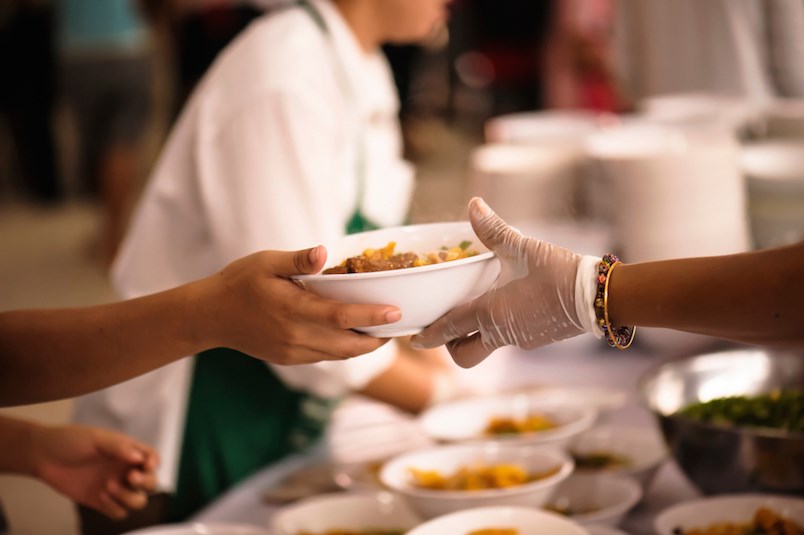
[193,336,724,534]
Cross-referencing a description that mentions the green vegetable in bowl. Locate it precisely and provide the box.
[678,390,804,433]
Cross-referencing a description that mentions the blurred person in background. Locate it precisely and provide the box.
[614,0,804,103]
[543,0,622,112]
[137,0,292,117]
[447,0,554,117]
[73,1,462,533]
[0,0,63,204]
[56,0,155,265]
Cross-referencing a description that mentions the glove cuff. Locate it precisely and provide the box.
[575,255,605,339]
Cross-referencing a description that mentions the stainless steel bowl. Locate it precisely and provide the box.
[638,348,804,495]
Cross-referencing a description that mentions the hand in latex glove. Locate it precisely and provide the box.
[412,198,589,368]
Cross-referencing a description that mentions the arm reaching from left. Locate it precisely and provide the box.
[0,415,158,519]
[0,246,401,406]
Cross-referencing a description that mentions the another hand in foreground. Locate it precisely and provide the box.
[33,424,158,519]
[413,198,584,367]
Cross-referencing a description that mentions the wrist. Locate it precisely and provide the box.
[180,277,219,353]
[574,255,604,339]
[22,421,49,479]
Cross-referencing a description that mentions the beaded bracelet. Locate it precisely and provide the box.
[594,254,636,350]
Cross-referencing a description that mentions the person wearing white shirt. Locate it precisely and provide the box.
[73,0,452,533]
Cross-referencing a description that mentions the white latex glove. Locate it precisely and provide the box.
[412,197,601,368]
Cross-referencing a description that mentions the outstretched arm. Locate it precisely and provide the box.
[609,242,804,348]
[414,197,804,367]
[0,246,400,406]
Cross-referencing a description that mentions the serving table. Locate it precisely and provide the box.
[193,337,718,534]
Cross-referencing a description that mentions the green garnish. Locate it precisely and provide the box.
[679,390,804,433]
[459,240,472,250]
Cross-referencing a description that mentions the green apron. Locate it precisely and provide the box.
[168,1,379,521]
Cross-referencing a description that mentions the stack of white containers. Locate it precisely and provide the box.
[471,110,603,239]
[585,124,751,262]
[477,102,759,353]
[741,140,804,249]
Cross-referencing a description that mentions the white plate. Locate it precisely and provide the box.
[405,505,588,535]
[419,392,597,448]
[270,491,421,535]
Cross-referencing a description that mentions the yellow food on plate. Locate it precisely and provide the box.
[322,241,478,274]
[408,463,561,491]
[677,507,803,535]
[484,414,558,435]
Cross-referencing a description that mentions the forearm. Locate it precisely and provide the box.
[359,355,436,414]
[608,243,804,347]
[0,280,213,407]
[0,416,41,476]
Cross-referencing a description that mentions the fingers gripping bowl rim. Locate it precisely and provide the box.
[293,222,500,338]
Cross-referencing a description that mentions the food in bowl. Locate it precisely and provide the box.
[571,451,632,470]
[409,463,561,491]
[380,444,573,520]
[568,425,666,490]
[671,507,802,535]
[293,222,498,338]
[418,393,597,448]
[323,241,478,274]
[484,414,558,436]
[546,503,600,516]
[639,349,804,494]
[678,390,804,433]
[545,474,643,527]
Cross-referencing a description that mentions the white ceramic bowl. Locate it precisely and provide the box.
[294,222,499,337]
[122,524,268,535]
[418,392,597,448]
[379,442,573,520]
[654,494,804,535]
[484,109,600,144]
[404,505,589,535]
[270,491,422,535]
[547,474,642,527]
[569,425,668,491]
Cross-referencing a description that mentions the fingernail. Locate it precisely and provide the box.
[308,245,322,265]
[129,449,145,463]
[385,309,402,323]
[470,197,491,218]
